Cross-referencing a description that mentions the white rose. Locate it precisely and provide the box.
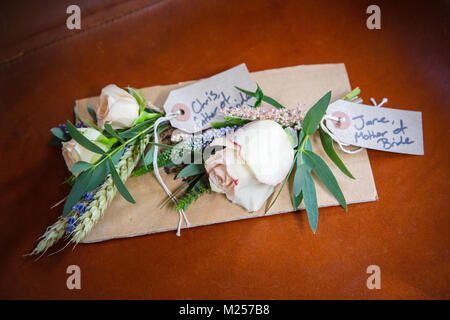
[62,128,108,172]
[205,120,294,212]
[96,84,140,129]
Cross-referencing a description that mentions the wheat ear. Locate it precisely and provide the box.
[28,216,70,256]
[70,135,149,244]
[30,134,149,255]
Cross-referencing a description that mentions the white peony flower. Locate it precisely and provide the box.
[62,128,108,172]
[96,84,140,129]
[205,120,294,212]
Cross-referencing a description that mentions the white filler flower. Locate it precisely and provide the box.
[205,120,294,212]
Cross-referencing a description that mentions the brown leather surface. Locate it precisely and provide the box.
[0,0,449,299]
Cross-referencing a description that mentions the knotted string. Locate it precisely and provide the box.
[370,97,388,108]
[320,115,364,154]
[153,112,190,236]
[319,97,389,154]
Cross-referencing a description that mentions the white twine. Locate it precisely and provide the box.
[319,97,389,154]
[370,97,388,108]
[153,112,190,236]
[320,116,364,154]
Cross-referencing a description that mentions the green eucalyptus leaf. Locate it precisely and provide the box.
[262,95,285,109]
[302,91,331,135]
[111,148,125,165]
[118,119,153,139]
[71,161,93,175]
[235,84,262,107]
[319,128,354,179]
[108,158,136,204]
[293,159,307,198]
[303,150,347,210]
[235,85,285,109]
[303,170,318,233]
[147,141,174,149]
[86,159,109,191]
[176,164,205,178]
[63,169,92,216]
[86,104,97,122]
[254,85,263,107]
[235,85,257,98]
[50,127,70,141]
[298,131,312,152]
[292,190,303,211]
[73,105,101,131]
[211,118,249,129]
[104,124,125,144]
[143,146,155,167]
[66,121,106,154]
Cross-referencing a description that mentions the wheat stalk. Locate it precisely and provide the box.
[30,134,150,255]
[28,216,70,257]
[70,137,145,244]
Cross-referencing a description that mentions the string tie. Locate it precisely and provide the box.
[153,112,190,236]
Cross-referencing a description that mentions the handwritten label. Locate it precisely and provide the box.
[326,100,424,155]
[163,64,256,133]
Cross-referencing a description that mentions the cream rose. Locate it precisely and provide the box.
[205,120,294,212]
[62,128,108,172]
[96,84,140,129]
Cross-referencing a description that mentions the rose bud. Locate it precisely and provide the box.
[96,84,140,129]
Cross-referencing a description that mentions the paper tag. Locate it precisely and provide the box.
[163,64,256,133]
[326,100,424,155]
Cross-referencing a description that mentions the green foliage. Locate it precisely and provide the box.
[50,127,70,141]
[175,175,211,211]
[62,109,165,216]
[134,110,161,125]
[176,163,205,178]
[235,85,285,109]
[131,149,176,177]
[73,105,101,131]
[63,169,92,216]
[303,150,347,210]
[118,119,155,139]
[211,117,249,129]
[301,91,331,135]
[302,168,318,233]
[66,121,105,154]
[71,161,92,175]
[108,158,135,204]
[143,146,155,168]
[104,124,125,144]
[284,91,349,233]
[319,128,354,179]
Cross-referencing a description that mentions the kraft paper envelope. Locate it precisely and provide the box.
[75,63,378,243]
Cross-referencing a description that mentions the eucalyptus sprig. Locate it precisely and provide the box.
[291,91,352,232]
[61,112,165,216]
[260,90,355,233]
